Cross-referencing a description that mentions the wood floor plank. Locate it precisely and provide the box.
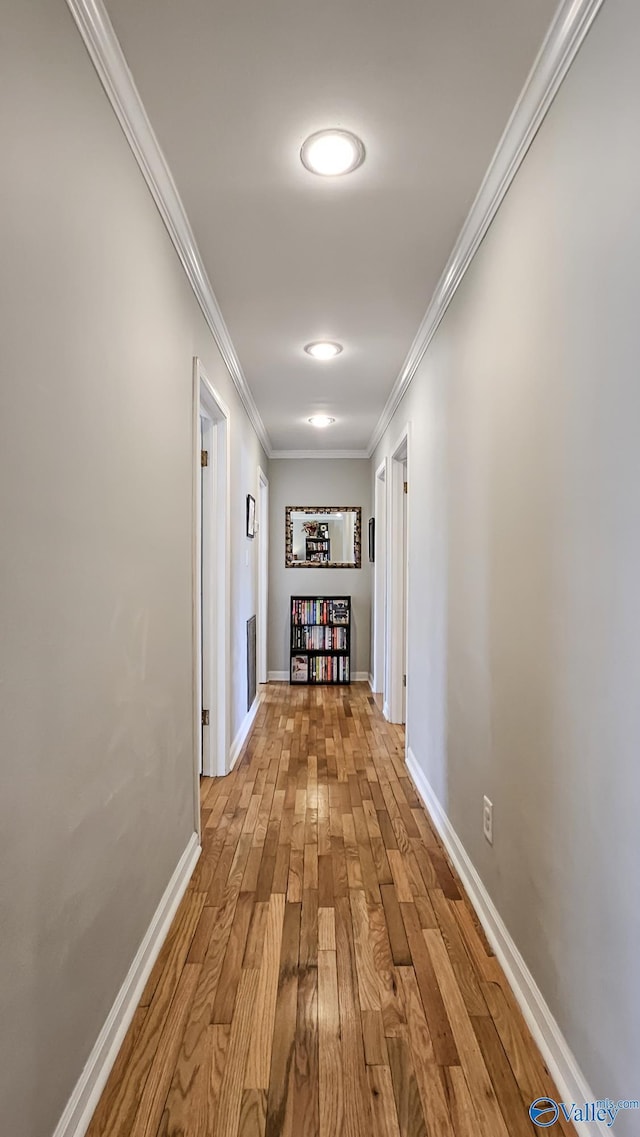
[139,891,205,1009]
[386,1034,428,1137]
[211,891,255,1023]
[186,906,217,965]
[430,888,488,1017]
[471,1014,540,1137]
[244,900,268,969]
[206,1025,231,1136]
[215,968,260,1137]
[368,902,394,971]
[377,967,407,1038]
[398,967,456,1137]
[265,901,301,1137]
[294,963,319,1137]
[318,905,336,950]
[362,1008,388,1066]
[400,903,459,1066]
[335,894,374,1137]
[440,1065,481,1137]
[129,963,201,1137]
[350,887,382,1011]
[380,884,412,966]
[318,950,343,1137]
[425,928,510,1137]
[239,1090,267,1137]
[368,1065,402,1137]
[245,892,286,1089]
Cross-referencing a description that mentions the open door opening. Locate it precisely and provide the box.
[373,459,387,704]
[193,359,230,807]
[386,426,410,726]
[257,467,269,686]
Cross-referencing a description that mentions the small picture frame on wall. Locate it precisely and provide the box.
[246,493,256,538]
[368,517,375,562]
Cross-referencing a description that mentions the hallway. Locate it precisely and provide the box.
[86,684,571,1137]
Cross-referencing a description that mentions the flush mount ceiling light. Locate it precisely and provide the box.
[304,341,343,360]
[308,415,335,428]
[300,129,365,177]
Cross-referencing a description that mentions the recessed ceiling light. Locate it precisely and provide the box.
[300,129,365,177]
[308,415,335,428]
[304,341,343,360]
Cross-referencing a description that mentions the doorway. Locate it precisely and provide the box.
[386,425,410,726]
[373,459,387,702]
[193,358,230,804]
[257,467,269,686]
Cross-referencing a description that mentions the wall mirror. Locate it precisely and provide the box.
[285,506,361,568]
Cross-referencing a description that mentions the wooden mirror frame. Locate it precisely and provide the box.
[285,506,362,568]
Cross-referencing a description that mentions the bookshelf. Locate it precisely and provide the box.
[290,595,351,685]
[305,537,330,563]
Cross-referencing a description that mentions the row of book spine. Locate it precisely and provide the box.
[291,626,347,650]
[309,655,349,683]
[291,598,346,625]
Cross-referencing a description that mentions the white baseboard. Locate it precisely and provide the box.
[368,673,374,690]
[53,833,201,1137]
[353,671,370,682]
[228,694,261,770]
[383,700,390,720]
[405,748,605,1136]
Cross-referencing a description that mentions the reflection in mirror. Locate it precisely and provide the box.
[285,506,361,568]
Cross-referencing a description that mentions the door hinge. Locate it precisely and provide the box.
[402,674,407,688]
[201,450,209,467]
[403,481,408,494]
[201,708,210,726]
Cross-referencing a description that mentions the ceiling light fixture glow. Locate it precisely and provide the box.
[304,341,343,360]
[308,415,335,428]
[300,129,365,177]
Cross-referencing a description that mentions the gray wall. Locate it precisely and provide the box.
[268,460,372,677]
[0,3,266,1135]
[373,0,640,1124]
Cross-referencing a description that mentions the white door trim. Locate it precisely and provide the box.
[257,467,269,685]
[386,423,410,725]
[193,358,231,784]
[372,459,387,697]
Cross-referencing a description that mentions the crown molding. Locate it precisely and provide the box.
[367,0,605,456]
[65,0,272,458]
[270,449,370,460]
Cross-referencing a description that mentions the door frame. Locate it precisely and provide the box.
[193,358,231,799]
[386,422,410,726]
[372,458,387,700]
[257,466,269,685]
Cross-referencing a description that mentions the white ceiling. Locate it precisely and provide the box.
[103,0,558,453]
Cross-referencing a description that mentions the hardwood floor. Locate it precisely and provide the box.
[86,683,573,1137]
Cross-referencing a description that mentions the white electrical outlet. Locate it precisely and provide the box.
[483,796,493,845]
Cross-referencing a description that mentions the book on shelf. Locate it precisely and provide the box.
[291,598,335,625]
[291,654,309,682]
[308,655,350,683]
[291,625,347,650]
[330,598,349,625]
